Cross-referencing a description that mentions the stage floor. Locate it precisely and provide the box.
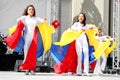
[0,71,120,80]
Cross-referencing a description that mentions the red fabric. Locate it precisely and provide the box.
[52,20,60,29]
[53,40,96,74]
[82,61,96,72]
[4,20,24,49]
[54,41,77,74]
[90,61,96,71]
[19,28,38,71]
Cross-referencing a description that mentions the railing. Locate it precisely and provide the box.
[112,0,120,70]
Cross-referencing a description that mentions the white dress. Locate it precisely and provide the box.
[18,15,44,70]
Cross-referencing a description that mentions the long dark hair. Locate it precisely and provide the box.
[77,13,86,26]
[22,5,36,16]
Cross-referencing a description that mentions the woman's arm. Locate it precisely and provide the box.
[17,16,26,23]
[37,17,44,24]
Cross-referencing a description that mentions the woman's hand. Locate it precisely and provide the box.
[106,35,111,38]
[81,28,86,31]
[89,27,93,30]
[81,27,86,31]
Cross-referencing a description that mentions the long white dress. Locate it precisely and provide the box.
[17,15,44,70]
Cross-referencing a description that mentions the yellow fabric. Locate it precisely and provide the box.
[85,29,99,50]
[54,29,83,46]
[89,24,96,28]
[53,28,110,59]
[52,24,116,60]
[8,21,54,54]
[93,39,111,59]
[9,26,16,35]
[104,40,117,57]
[37,21,55,54]
[85,29,113,59]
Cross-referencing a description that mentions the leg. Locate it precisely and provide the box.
[101,53,107,71]
[82,34,89,74]
[76,38,82,75]
[94,58,102,74]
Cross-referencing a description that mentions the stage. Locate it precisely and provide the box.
[0,71,120,80]
[0,53,23,71]
[0,53,52,72]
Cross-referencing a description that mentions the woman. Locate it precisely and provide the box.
[94,28,114,75]
[50,13,96,75]
[4,5,45,75]
[71,13,90,75]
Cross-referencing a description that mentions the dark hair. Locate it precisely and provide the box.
[22,5,36,16]
[77,13,86,26]
[96,28,102,36]
[98,28,102,31]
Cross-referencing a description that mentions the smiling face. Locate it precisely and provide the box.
[27,6,35,17]
[78,13,86,24]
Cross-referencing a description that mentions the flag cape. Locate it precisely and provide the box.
[50,41,77,74]
[50,40,96,74]
[4,20,54,70]
[104,40,117,57]
[4,20,24,49]
[93,39,111,59]
[7,21,55,56]
[50,28,117,74]
[37,21,55,54]
[54,29,83,46]
[50,29,96,74]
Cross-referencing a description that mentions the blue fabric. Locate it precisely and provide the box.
[82,45,95,64]
[14,37,24,52]
[50,34,96,65]
[36,27,44,58]
[50,43,70,64]
[89,46,95,63]
[13,27,44,58]
[86,35,95,63]
[50,42,95,64]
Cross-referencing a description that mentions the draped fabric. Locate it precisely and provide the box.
[50,28,117,74]
[54,29,83,46]
[37,21,55,54]
[4,21,55,70]
[50,40,96,74]
[50,41,77,74]
[4,20,24,49]
[104,40,117,57]
[20,28,38,70]
[5,21,117,72]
